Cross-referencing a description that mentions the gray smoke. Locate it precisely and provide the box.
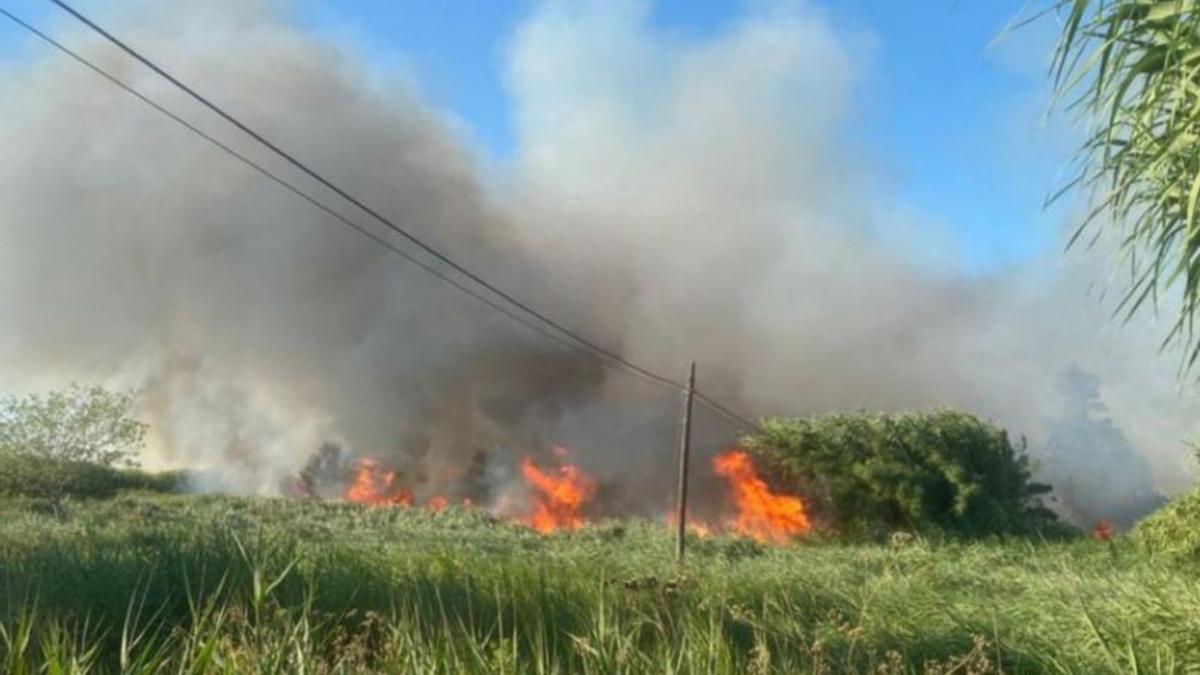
[503,1,1200,516]
[0,0,609,495]
[0,0,1195,521]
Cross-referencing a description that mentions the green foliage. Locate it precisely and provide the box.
[1133,486,1200,562]
[0,453,182,500]
[1048,0,1200,369]
[0,384,146,467]
[0,385,155,501]
[0,493,1192,673]
[744,410,1065,539]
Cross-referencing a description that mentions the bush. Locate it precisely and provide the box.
[744,409,1067,540]
[1132,488,1200,563]
[0,452,182,500]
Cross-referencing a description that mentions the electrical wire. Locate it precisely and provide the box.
[4,2,767,434]
[0,4,681,395]
[694,392,764,434]
[48,0,683,392]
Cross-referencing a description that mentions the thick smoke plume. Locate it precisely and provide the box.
[0,0,1195,522]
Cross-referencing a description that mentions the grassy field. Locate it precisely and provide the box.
[0,492,1196,674]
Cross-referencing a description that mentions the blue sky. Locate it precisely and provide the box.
[0,0,1070,272]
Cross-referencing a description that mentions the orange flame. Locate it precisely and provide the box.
[712,449,809,543]
[520,448,597,533]
[666,512,716,539]
[427,495,449,512]
[1091,519,1116,541]
[345,458,413,506]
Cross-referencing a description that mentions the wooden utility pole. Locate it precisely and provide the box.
[674,362,696,562]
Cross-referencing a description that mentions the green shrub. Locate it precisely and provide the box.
[0,452,182,500]
[1133,487,1200,563]
[744,409,1067,540]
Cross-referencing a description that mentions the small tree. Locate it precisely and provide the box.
[0,384,146,467]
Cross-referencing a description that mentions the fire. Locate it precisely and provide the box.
[666,512,716,539]
[1091,519,1116,541]
[343,466,459,511]
[519,448,597,533]
[345,458,413,506]
[712,449,809,543]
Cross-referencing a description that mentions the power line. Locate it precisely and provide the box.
[0,4,679,396]
[4,3,765,434]
[694,391,764,435]
[48,0,684,392]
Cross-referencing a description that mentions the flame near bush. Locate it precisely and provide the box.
[712,449,810,543]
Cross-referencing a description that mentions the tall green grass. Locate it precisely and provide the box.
[0,493,1196,673]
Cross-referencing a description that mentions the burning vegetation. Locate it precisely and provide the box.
[518,448,598,533]
[345,458,413,506]
[325,444,812,543]
[298,411,1068,543]
[712,449,811,542]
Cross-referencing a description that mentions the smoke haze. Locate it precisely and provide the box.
[0,0,1194,520]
